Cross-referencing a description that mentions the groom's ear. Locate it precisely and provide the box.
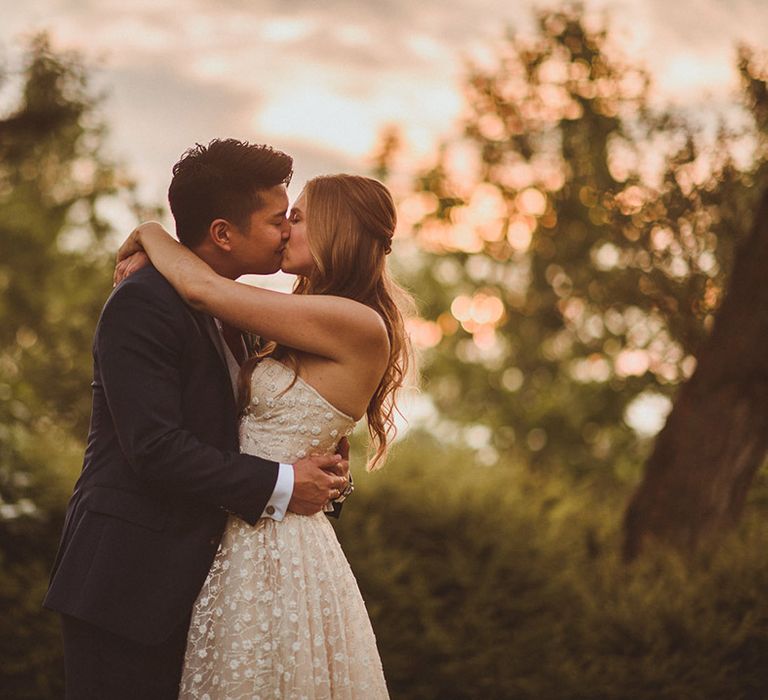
[208,218,235,252]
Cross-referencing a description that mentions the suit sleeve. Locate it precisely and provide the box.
[96,281,277,525]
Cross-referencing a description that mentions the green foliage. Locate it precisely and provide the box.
[391,6,768,478]
[0,34,145,696]
[337,433,768,699]
[1,34,123,437]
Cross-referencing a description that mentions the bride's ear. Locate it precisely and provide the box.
[208,218,234,251]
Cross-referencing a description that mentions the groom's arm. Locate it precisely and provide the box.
[97,279,278,524]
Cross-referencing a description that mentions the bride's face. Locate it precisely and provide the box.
[282,192,315,276]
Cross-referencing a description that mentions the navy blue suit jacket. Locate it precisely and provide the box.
[44,266,279,645]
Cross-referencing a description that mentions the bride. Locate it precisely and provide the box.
[116,174,412,699]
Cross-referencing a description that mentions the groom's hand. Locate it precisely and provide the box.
[288,454,350,515]
[336,436,350,462]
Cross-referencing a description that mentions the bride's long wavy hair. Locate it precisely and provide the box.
[238,174,415,470]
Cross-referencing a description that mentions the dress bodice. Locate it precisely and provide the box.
[238,357,356,463]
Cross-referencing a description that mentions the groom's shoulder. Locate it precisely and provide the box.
[102,265,185,320]
[111,265,181,301]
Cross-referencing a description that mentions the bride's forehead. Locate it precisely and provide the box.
[291,191,307,208]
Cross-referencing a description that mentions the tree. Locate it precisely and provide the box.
[387,5,767,496]
[624,49,768,558]
[0,34,146,697]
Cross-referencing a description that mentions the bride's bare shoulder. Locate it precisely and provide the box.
[330,296,390,353]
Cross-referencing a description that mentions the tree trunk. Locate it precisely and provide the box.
[623,190,768,560]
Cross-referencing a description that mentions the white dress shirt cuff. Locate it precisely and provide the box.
[260,463,294,521]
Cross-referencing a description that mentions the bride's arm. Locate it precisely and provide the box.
[117,223,389,362]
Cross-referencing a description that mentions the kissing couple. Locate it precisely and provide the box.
[44,138,413,699]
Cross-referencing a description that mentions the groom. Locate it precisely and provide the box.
[44,139,350,699]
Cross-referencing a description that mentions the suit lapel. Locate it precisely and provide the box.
[187,308,230,373]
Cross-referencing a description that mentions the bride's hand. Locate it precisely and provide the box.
[115,221,168,263]
[113,251,151,287]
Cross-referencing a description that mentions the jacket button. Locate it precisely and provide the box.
[265,505,275,516]
[209,537,217,545]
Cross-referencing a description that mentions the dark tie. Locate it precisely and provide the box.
[220,321,246,366]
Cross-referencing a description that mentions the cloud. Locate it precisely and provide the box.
[590,0,768,101]
[99,62,261,200]
[4,0,767,210]
[640,0,768,51]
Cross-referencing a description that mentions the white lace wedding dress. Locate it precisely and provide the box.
[179,358,389,699]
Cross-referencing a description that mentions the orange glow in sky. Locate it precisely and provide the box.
[4,0,765,209]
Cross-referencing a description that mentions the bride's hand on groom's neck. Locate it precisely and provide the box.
[113,251,151,287]
[115,221,168,263]
[113,220,168,286]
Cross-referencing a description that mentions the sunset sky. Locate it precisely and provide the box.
[4,0,767,207]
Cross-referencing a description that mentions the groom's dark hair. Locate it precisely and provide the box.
[168,138,293,247]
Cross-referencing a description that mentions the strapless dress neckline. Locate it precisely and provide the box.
[259,357,355,422]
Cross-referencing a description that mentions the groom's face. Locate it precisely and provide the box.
[230,185,290,275]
